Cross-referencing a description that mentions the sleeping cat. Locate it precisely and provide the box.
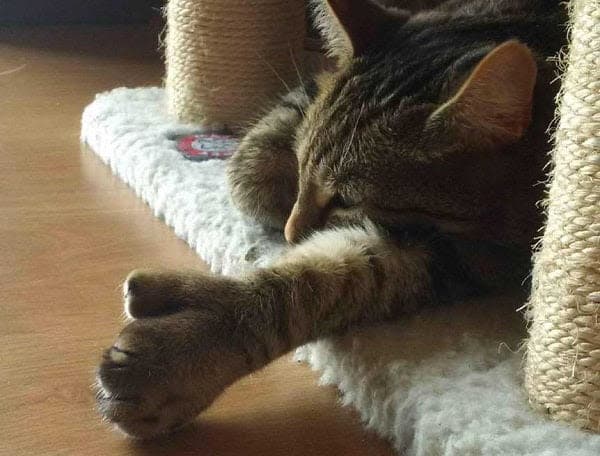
[96,0,565,439]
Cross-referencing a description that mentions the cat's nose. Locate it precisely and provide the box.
[285,201,317,244]
[285,185,332,243]
[284,207,301,244]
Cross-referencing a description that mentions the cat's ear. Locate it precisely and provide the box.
[320,0,408,59]
[430,40,538,143]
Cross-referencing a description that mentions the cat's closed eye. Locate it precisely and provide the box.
[329,193,353,209]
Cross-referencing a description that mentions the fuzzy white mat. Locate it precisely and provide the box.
[82,87,600,455]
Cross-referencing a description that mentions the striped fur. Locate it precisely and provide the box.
[97,0,566,439]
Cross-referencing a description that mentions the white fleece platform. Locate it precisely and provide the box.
[82,87,600,455]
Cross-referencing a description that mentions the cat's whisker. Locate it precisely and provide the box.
[257,49,311,121]
[290,48,308,91]
[341,103,364,166]
[285,47,310,120]
[255,50,293,96]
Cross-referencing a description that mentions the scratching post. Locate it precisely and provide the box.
[525,0,600,431]
[164,0,306,129]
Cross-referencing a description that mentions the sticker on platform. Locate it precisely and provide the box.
[176,134,239,161]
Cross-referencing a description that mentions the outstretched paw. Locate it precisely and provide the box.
[97,271,251,439]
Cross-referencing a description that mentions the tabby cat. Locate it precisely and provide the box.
[96,0,565,439]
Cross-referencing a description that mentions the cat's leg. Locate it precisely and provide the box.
[228,86,313,230]
[96,223,435,438]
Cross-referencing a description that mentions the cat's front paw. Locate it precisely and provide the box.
[96,273,251,439]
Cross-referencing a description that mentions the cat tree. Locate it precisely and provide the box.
[525,0,600,432]
[164,0,306,129]
[163,0,600,432]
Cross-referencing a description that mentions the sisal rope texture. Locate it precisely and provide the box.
[164,0,306,130]
[525,0,600,432]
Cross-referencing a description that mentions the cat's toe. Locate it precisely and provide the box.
[122,270,181,319]
[96,322,198,439]
[104,345,133,366]
[96,385,193,440]
[96,386,191,440]
[97,349,145,402]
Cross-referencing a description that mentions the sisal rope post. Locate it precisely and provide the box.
[525,0,600,431]
[164,0,306,130]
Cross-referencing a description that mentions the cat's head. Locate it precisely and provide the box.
[285,0,544,246]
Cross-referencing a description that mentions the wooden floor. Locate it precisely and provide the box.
[0,27,393,455]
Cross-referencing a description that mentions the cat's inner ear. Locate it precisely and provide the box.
[431,40,538,142]
[325,0,407,57]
